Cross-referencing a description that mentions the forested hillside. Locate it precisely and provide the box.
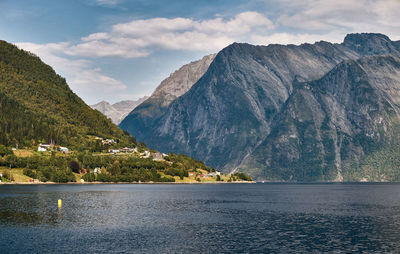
[0,40,136,149]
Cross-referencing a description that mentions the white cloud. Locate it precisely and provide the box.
[64,11,275,58]
[52,5,400,61]
[275,0,400,40]
[95,0,123,6]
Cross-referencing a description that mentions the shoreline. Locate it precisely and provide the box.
[0,181,256,185]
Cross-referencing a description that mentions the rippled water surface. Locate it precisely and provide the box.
[1,183,400,253]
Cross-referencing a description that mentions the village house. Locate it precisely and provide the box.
[102,139,115,145]
[208,172,217,177]
[189,172,195,177]
[121,147,137,153]
[38,143,51,152]
[141,150,151,158]
[94,167,101,174]
[59,146,69,153]
[152,152,163,161]
[109,149,120,154]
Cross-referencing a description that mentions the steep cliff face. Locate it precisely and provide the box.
[120,33,400,180]
[120,53,216,137]
[240,56,400,181]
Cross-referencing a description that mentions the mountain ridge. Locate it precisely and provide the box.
[120,33,400,181]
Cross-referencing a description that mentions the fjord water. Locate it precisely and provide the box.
[1,184,400,253]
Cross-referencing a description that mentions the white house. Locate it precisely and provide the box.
[59,147,69,153]
[102,139,115,145]
[141,150,151,158]
[121,147,137,153]
[38,143,50,152]
[109,149,120,154]
[152,152,163,161]
[94,167,101,174]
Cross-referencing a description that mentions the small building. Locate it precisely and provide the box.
[94,167,101,174]
[38,143,51,152]
[59,147,69,153]
[141,150,151,158]
[152,152,163,161]
[208,172,217,177]
[109,149,120,154]
[102,139,115,145]
[121,147,137,153]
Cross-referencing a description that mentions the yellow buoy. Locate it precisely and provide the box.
[58,199,62,208]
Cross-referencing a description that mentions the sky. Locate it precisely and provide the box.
[1,0,400,104]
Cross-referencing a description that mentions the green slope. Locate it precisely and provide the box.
[0,40,135,149]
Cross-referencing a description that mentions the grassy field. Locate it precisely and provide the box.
[0,168,32,182]
[13,149,34,157]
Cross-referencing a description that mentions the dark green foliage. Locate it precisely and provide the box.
[23,168,36,178]
[82,173,96,182]
[0,40,136,149]
[0,145,12,156]
[1,169,14,181]
[164,153,213,172]
[69,160,80,173]
[233,172,252,181]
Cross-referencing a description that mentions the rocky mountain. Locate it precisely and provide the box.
[120,53,216,137]
[240,55,400,181]
[91,97,148,124]
[120,33,400,181]
[0,40,137,149]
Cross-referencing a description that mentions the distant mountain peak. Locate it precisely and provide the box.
[91,96,148,124]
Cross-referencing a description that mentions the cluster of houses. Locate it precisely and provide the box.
[106,148,167,161]
[188,171,221,178]
[108,147,138,154]
[37,143,69,153]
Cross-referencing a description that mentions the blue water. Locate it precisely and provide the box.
[1,183,400,253]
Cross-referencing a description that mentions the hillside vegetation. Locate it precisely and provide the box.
[0,40,135,149]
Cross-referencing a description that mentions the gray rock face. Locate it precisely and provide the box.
[240,55,400,181]
[151,53,217,107]
[119,53,216,137]
[91,97,148,124]
[120,33,400,181]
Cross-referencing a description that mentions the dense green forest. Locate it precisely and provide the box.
[0,40,136,149]
[0,152,219,183]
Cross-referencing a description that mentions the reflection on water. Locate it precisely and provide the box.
[1,183,400,253]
